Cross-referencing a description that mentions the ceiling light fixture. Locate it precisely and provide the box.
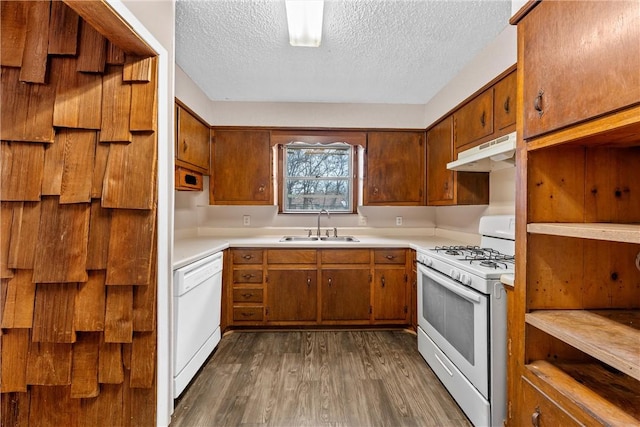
[285,0,324,47]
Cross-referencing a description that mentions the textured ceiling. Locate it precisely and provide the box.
[175,0,512,105]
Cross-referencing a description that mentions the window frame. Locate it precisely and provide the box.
[272,131,366,214]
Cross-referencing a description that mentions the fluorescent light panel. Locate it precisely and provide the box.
[285,0,324,47]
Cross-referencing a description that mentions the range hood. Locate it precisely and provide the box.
[447,132,516,172]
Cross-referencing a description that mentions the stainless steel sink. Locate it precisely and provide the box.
[279,236,320,242]
[279,236,359,242]
[320,236,359,242]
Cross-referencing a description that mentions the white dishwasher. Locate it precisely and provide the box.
[173,251,223,397]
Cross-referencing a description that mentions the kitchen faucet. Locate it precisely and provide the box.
[317,209,330,238]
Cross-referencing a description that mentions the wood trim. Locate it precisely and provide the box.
[509,0,541,26]
[270,130,367,147]
[62,0,155,57]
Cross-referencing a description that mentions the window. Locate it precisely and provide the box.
[282,142,353,213]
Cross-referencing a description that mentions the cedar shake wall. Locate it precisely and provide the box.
[1,1,158,425]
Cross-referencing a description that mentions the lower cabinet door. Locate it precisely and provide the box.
[266,269,317,322]
[373,268,407,322]
[321,269,371,322]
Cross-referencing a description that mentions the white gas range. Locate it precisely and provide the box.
[416,215,515,427]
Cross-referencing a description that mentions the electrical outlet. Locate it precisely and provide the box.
[396,216,403,226]
[359,216,367,226]
[243,215,250,226]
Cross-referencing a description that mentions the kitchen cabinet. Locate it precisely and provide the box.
[410,250,417,331]
[320,249,371,323]
[210,129,272,205]
[224,248,413,327]
[175,102,210,175]
[229,248,265,325]
[454,88,493,151]
[509,2,640,426]
[265,249,317,323]
[520,1,640,140]
[372,249,409,323]
[453,70,517,154]
[426,116,489,206]
[364,131,425,205]
[175,166,203,191]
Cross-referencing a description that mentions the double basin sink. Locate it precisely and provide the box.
[280,235,359,242]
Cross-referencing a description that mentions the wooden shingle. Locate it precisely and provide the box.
[53,58,102,129]
[32,283,77,343]
[98,341,124,384]
[0,141,45,202]
[74,270,106,331]
[33,197,90,283]
[99,65,132,143]
[59,130,97,204]
[1,270,36,329]
[48,0,79,55]
[105,209,154,285]
[76,19,106,73]
[104,285,133,343]
[0,328,30,392]
[70,332,100,398]
[7,202,41,270]
[26,342,72,385]
[20,0,51,84]
[0,1,27,67]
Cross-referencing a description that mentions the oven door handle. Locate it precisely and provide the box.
[421,266,482,304]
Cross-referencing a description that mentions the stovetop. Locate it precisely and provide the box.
[431,245,515,271]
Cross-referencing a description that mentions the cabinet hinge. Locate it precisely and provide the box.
[404,305,408,313]
[265,275,269,283]
[265,307,269,316]
[369,306,373,314]
[369,274,372,283]
[404,273,408,282]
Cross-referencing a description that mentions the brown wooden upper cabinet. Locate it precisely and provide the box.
[520,1,640,139]
[364,131,425,205]
[454,70,517,154]
[175,103,210,174]
[427,116,489,206]
[211,129,272,205]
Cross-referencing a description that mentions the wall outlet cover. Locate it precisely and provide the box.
[243,215,250,226]
[359,216,367,226]
[396,216,403,226]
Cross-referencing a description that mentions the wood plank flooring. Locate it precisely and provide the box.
[170,330,471,427]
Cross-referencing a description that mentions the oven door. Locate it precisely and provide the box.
[417,262,489,398]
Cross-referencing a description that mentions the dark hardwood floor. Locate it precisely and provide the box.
[170,330,472,427]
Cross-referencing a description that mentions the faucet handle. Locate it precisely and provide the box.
[333,227,338,237]
[305,229,312,237]
[325,229,330,237]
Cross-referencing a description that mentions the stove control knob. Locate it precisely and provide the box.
[425,258,433,267]
[449,269,460,280]
[460,274,471,286]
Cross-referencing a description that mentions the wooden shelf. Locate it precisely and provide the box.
[527,223,640,244]
[525,310,640,381]
[525,360,640,425]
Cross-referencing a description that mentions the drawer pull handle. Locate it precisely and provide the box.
[242,273,255,279]
[258,184,265,193]
[534,90,544,117]
[385,255,395,260]
[240,312,255,317]
[243,254,253,260]
[241,293,254,299]
[531,407,541,427]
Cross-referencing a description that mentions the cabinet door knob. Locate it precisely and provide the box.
[328,277,333,287]
[373,186,379,195]
[182,139,188,151]
[504,96,510,113]
[258,184,265,192]
[534,90,544,117]
[307,276,311,287]
[381,276,386,288]
[480,111,486,127]
[531,407,541,427]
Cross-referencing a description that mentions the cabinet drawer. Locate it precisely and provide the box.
[175,167,203,191]
[233,306,264,322]
[374,249,406,264]
[232,287,263,303]
[321,249,370,264]
[519,376,582,427]
[232,249,263,264]
[267,249,316,264]
[232,269,263,284]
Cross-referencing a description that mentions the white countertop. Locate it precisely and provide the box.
[173,228,478,269]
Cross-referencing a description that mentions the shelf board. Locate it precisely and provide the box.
[525,310,640,381]
[525,360,640,425]
[527,223,640,244]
